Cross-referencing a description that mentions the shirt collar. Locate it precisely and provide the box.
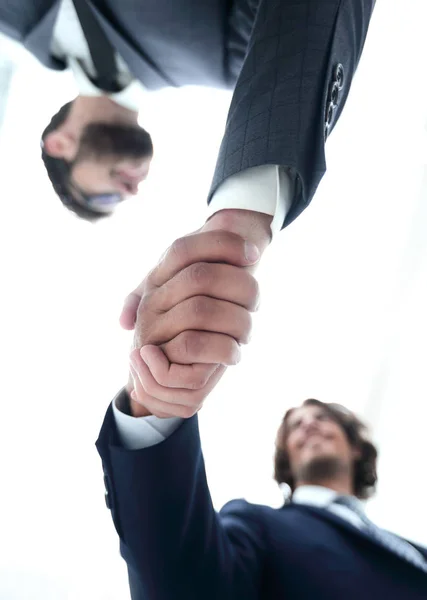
[68,57,144,113]
[292,485,365,513]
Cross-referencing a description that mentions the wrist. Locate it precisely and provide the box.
[204,209,272,255]
[130,398,152,417]
[126,377,152,417]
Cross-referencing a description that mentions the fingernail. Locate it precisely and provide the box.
[245,242,260,263]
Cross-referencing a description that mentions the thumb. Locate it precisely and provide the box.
[139,345,219,389]
[119,284,144,330]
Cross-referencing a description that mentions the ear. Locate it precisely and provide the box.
[43,131,77,161]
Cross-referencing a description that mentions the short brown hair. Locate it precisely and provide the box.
[40,101,110,223]
[274,399,378,500]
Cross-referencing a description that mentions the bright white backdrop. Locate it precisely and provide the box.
[0,1,426,598]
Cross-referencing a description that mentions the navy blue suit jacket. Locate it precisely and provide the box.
[96,405,427,599]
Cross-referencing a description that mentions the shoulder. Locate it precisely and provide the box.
[220,498,328,528]
[220,498,285,528]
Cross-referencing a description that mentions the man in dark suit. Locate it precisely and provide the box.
[1,0,375,225]
[96,229,427,599]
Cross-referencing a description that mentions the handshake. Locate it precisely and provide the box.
[120,209,272,418]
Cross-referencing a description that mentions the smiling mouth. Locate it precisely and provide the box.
[301,433,326,446]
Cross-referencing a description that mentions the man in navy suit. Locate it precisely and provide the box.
[97,229,427,599]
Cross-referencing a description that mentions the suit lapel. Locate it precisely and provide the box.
[288,504,427,573]
[88,2,174,89]
[292,504,384,547]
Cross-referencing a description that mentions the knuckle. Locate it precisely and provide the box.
[135,296,157,331]
[189,296,211,317]
[212,223,244,246]
[192,370,211,390]
[135,291,151,315]
[181,330,206,358]
[170,236,189,262]
[187,262,211,287]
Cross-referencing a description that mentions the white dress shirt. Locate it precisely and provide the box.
[292,485,366,530]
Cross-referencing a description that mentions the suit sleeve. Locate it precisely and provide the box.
[207,165,294,238]
[208,0,377,229]
[96,405,265,600]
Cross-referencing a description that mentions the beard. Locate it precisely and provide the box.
[296,455,350,485]
[73,122,153,164]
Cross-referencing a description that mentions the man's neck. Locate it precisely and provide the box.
[70,95,138,126]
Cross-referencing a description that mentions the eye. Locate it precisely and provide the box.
[316,413,330,422]
[289,418,302,430]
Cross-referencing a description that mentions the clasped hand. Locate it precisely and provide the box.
[120,228,261,418]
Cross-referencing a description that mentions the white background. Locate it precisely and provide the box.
[0,1,427,597]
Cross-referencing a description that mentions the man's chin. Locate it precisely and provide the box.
[298,454,347,483]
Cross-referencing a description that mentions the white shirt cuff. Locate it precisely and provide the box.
[112,390,183,450]
[207,165,294,238]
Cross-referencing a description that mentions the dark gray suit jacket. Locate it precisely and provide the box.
[0,0,376,229]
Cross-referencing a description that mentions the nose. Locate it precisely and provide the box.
[128,181,139,195]
[301,416,320,434]
[114,166,148,195]
[116,179,140,196]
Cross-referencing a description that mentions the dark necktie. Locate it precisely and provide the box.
[72,0,120,92]
[333,496,427,574]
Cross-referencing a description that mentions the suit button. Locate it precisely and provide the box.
[104,475,112,510]
[325,102,335,127]
[334,63,344,90]
[330,81,340,108]
[324,101,336,139]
